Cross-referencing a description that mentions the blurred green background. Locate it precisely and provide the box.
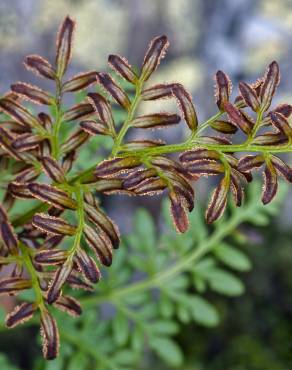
[0,0,291,369]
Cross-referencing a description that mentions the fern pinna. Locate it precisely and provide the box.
[0,16,290,359]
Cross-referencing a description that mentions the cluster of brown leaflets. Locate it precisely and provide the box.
[0,14,291,361]
[0,16,119,360]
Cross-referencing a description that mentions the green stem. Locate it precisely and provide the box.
[111,81,142,156]
[119,141,292,158]
[19,242,44,309]
[51,78,63,160]
[68,187,84,261]
[10,105,292,230]
[80,206,247,307]
[194,110,224,137]
[246,108,264,144]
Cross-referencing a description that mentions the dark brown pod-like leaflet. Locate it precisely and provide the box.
[6,302,37,328]
[260,61,280,112]
[0,218,18,253]
[123,168,157,190]
[230,170,244,207]
[8,182,34,199]
[39,112,53,130]
[262,104,292,126]
[40,309,60,360]
[223,101,253,134]
[0,127,26,160]
[62,150,76,173]
[11,82,53,105]
[75,249,100,284]
[83,225,113,266]
[131,113,181,129]
[12,133,43,152]
[55,15,75,78]
[97,72,131,110]
[272,104,292,118]
[66,272,94,292]
[141,83,176,101]
[28,183,77,210]
[108,54,138,84]
[47,262,73,304]
[95,157,141,178]
[180,149,222,178]
[61,129,90,154]
[262,162,278,205]
[237,155,265,172]
[120,140,166,151]
[91,178,124,193]
[63,103,94,122]
[210,120,238,134]
[238,82,260,112]
[0,98,44,132]
[206,176,229,223]
[41,235,64,251]
[87,92,116,135]
[141,35,169,81]
[0,120,28,134]
[84,202,120,249]
[131,177,167,195]
[270,155,292,182]
[0,277,32,295]
[34,249,68,265]
[162,170,194,212]
[180,148,220,162]
[32,213,76,236]
[172,84,198,131]
[53,295,82,317]
[183,159,225,177]
[24,55,56,80]
[251,133,288,146]
[169,190,189,233]
[270,112,292,138]
[15,166,40,183]
[80,119,109,136]
[150,156,192,180]
[41,156,66,183]
[215,70,232,110]
[62,71,97,92]
[40,140,52,158]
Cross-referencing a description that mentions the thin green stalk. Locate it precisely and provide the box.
[9,103,292,230]
[194,110,224,137]
[119,141,292,158]
[19,242,44,309]
[67,187,84,261]
[111,81,143,156]
[80,206,247,307]
[246,108,264,144]
[51,78,63,160]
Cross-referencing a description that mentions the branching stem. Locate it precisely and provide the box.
[111,81,143,156]
[80,204,249,307]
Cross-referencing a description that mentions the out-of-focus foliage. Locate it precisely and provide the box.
[0,182,287,369]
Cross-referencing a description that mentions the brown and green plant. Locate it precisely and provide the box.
[0,16,291,360]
